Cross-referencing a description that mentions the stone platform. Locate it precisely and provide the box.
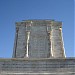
[0,58,75,75]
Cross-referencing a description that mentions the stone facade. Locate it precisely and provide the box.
[0,20,75,75]
[13,20,65,58]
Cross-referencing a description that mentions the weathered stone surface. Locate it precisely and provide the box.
[13,20,65,58]
[0,58,75,75]
[0,20,75,75]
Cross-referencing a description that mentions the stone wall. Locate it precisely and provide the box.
[0,58,75,75]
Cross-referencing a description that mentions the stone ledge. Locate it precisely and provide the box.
[0,57,75,61]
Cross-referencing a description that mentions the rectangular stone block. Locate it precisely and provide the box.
[0,58,75,75]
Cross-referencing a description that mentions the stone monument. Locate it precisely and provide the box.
[0,20,75,75]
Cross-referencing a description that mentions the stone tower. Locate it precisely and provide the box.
[13,20,66,58]
[0,20,74,75]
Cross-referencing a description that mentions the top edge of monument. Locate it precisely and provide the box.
[15,19,62,25]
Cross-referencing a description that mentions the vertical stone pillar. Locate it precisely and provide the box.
[51,21,65,58]
[25,21,31,57]
[12,24,19,58]
[13,22,27,58]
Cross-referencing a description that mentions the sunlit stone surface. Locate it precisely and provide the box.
[0,20,75,75]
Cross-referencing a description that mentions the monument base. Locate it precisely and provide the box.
[0,58,75,75]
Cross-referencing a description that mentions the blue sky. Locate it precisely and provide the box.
[0,0,74,58]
